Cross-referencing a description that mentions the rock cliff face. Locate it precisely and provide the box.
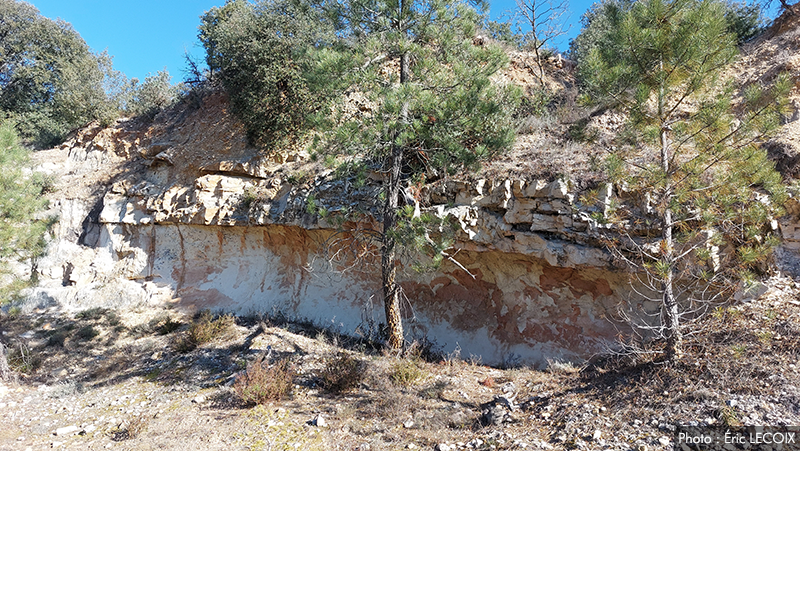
[26,71,800,366]
[24,94,642,366]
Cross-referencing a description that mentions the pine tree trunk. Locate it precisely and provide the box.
[662,207,682,362]
[0,327,11,383]
[383,177,404,351]
[381,51,410,351]
[658,94,682,362]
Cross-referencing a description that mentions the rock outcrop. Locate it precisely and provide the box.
[23,52,800,366]
[21,93,642,366]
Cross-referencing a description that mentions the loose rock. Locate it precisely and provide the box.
[55,425,79,436]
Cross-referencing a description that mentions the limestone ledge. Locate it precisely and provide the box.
[95,168,620,269]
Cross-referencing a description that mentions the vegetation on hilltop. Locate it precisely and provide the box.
[0,0,181,147]
[197,0,342,149]
[570,0,768,80]
[0,0,114,147]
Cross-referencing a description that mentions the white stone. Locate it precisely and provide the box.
[521,180,547,197]
[503,196,538,224]
[530,213,573,233]
[55,425,79,436]
[534,179,569,199]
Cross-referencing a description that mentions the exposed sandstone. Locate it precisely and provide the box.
[22,73,800,366]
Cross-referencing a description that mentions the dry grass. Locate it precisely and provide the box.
[111,413,149,441]
[1,278,799,451]
[176,311,236,353]
[233,356,294,405]
[319,351,367,394]
[388,358,424,387]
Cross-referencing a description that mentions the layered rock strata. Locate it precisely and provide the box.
[25,100,799,366]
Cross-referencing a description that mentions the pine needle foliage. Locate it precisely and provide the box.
[0,120,50,304]
[314,0,520,349]
[582,0,790,362]
[0,119,51,380]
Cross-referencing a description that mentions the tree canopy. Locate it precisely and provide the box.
[0,0,115,147]
[570,0,768,95]
[198,0,341,148]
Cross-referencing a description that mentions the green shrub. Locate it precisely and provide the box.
[319,351,366,394]
[76,307,106,320]
[128,70,178,118]
[234,356,294,405]
[198,0,339,149]
[389,359,424,387]
[76,307,120,327]
[46,330,68,348]
[157,316,183,335]
[723,1,766,45]
[75,325,100,341]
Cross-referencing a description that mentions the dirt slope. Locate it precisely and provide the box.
[1,273,799,451]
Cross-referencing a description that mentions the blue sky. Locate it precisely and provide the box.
[28,0,598,82]
[30,0,218,82]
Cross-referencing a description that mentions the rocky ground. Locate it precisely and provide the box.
[2,275,799,452]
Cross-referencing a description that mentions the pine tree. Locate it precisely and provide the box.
[318,0,519,349]
[582,0,789,362]
[0,119,50,380]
